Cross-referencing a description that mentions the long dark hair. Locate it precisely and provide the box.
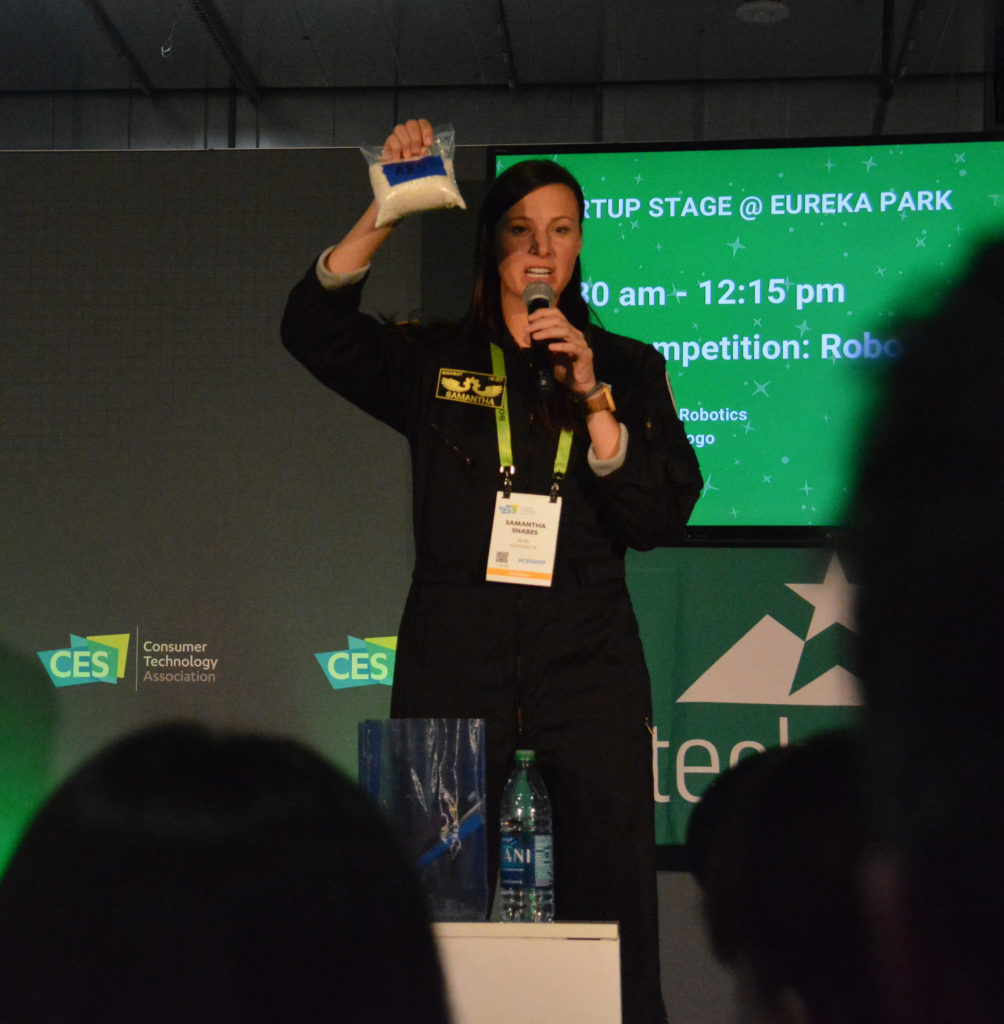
[468,158,591,337]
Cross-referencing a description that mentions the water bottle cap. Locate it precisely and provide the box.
[515,749,535,761]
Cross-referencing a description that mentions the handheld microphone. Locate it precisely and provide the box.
[523,282,556,397]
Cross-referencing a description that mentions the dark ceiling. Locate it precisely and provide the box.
[0,0,995,108]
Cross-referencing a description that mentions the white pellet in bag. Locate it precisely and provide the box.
[362,123,467,228]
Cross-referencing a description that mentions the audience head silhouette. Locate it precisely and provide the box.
[687,731,876,1024]
[0,721,450,1024]
[851,239,1004,1024]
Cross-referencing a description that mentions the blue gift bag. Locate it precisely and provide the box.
[358,718,488,922]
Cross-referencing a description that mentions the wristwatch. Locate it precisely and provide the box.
[576,382,616,415]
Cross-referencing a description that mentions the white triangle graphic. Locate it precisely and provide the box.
[677,616,804,704]
[677,615,862,707]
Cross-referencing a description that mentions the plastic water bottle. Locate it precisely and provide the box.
[499,749,554,922]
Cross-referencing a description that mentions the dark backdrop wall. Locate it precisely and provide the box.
[2,148,428,819]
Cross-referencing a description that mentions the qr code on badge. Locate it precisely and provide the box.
[495,551,508,564]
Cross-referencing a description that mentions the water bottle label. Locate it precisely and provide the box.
[500,832,533,887]
[533,834,553,887]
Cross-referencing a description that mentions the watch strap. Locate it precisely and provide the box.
[577,382,615,415]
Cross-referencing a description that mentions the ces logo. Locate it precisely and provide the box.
[38,634,130,687]
[316,636,396,691]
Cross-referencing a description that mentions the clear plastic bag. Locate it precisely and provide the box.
[358,718,488,921]
[361,123,467,228]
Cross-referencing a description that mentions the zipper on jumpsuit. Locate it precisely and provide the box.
[512,394,531,737]
[514,590,524,735]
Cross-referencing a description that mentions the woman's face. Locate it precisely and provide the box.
[494,183,583,307]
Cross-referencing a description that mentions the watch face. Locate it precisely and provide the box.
[586,385,615,414]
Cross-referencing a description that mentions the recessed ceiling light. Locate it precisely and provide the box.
[736,1,791,24]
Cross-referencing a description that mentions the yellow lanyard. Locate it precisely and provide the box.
[490,342,572,500]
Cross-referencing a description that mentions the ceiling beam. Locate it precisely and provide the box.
[495,0,517,89]
[79,0,155,97]
[188,0,261,107]
[872,0,926,135]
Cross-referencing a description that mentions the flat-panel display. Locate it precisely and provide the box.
[494,135,1004,541]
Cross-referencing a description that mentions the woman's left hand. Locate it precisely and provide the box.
[524,307,597,395]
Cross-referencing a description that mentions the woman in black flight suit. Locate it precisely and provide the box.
[282,118,703,1024]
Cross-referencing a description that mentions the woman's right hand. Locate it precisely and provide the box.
[382,119,434,162]
[322,119,435,277]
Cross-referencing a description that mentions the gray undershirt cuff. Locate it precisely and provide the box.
[588,422,629,476]
[315,247,369,290]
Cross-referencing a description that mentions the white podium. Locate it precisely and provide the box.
[433,921,621,1024]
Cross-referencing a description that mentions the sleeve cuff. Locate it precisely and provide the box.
[588,422,629,477]
[315,247,370,291]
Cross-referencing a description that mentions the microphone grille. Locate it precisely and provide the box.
[522,282,555,307]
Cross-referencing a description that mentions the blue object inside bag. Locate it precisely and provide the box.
[380,154,447,186]
[358,718,488,922]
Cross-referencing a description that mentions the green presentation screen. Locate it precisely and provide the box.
[493,135,1004,541]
